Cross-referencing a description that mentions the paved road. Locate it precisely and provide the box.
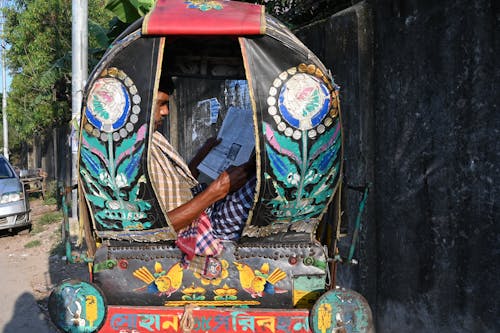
[0,252,56,332]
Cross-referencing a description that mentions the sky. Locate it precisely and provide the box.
[0,48,12,93]
[1,1,11,92]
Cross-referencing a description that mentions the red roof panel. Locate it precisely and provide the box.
[143,0,265,36]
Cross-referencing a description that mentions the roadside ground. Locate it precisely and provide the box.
[0,197,88,332]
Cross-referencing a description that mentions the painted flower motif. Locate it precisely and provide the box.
[86,77,131,133]
[181,284,206,301]
[185,0,223,11]
[304,169,321,184]
[214,284,238,301]
[193,259,229,286]
[98,172,111,186]
[115,173,128,188]
[278,73,330,131]
[286,173,300,186]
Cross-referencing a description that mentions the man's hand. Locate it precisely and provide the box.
[225,165,251,193]
[208,164,250,200]
[199,137,221,154]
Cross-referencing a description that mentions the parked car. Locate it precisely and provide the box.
[0,155,30,233]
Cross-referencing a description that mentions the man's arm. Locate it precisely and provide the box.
[167,164,250,231]
[188,137,221,178]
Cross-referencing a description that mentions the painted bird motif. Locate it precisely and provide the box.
[234,262,287,298]
[133,262,184,297]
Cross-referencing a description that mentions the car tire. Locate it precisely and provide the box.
[15,224,32,235]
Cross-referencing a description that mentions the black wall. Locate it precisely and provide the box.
[296,0,498,331]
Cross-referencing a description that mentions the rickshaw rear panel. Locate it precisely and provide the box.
[49,1,373,332]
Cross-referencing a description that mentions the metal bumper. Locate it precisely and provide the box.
[0,201,30,230]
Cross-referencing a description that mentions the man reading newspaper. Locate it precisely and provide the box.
[149,75,256,270]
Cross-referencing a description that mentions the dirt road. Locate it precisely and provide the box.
[0,199,88,332]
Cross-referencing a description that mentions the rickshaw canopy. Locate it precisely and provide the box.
[143,0,266,36]
[78,0,342,244]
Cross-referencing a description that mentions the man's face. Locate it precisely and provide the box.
[154,91,170,130]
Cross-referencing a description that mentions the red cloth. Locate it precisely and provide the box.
[175,211,223,261]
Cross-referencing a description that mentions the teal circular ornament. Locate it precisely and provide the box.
[310,288,373,333]
[48,280,107,333]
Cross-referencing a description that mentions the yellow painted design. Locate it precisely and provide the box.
[260,263,270,274]
[165,300,261,307]
[293,289,322,308]
[234,261,257,290]
[161,315,179,331]
[85,295,98,327]
[132,262,184,296]
[213,284,238,300]
[266,268,286,285]
[293,289,320,305]
[181,284,206,301]
[317,303,332,333]
[234,261,287,298]
[133,266,155,284]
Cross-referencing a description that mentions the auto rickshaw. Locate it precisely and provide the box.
[48,1,373,332]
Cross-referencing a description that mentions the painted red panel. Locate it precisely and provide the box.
[100,305,311,333]
[143,0,265,36]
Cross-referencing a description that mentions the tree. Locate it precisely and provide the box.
[253,0,350,29]
[2,0,112,149]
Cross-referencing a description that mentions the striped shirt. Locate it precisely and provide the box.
[149,131,198,212]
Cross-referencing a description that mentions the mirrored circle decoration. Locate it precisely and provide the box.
[310,288,374,333]
[267,64,338,140]
[84,68,141,141]
[48,279,107,333]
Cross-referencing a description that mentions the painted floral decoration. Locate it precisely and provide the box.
[185,0,223,11]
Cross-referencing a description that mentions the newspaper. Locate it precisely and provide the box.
[197,106,255,180]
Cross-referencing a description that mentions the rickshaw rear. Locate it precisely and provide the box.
[48,1,373,332]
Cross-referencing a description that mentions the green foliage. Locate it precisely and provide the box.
[44,197,58,205]
[4,0,70,140]
[30,223,44,234]
[24,239,41,248]
[88,3,116,68]
[3,0,112,143]
[242,0,350,29]
[105,0,154,23]
[101,0,154,41]
[28,210,62,234]
[39,211,63,225]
